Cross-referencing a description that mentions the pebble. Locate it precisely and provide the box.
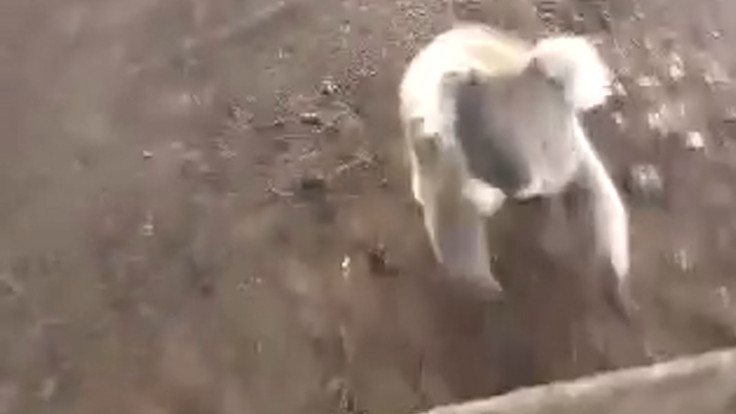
[141,211,155,237]
[299,112,323,126]
[612,111,625,127]
[704,60,730,85]
[717,286,732,308]
[668,64,684,81]
[684,131,706,150]
[0,273,22,296]
[724,108,736,122]
[38,377,58,401]
[667,54,685,81]
[646,110,666,134]
[226,101,246,121]
[366,244,398,277]
[626,164,665,202]
[320,79,339,96]
[298,175,326,192]
[613,80,627,97]
[340,256,351,280]
[637,76,660,88]
[672,248,693,272]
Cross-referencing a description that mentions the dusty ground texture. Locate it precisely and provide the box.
[2,0,736,413]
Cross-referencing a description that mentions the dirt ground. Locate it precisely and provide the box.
[2,0,736,413]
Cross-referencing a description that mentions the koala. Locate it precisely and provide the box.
[399,23,628,296]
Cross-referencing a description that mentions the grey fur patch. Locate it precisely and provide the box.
[447,68,577,196]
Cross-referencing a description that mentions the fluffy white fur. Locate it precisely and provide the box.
[400,24,531,142]
[529,36,612,110]
[399,23,629,289]
[573,118,630,277]
[400,25,613,137]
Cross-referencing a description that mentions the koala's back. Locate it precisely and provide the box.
[453,70,581,196]
[399,24,531,137]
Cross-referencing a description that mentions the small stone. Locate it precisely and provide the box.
[673,248,693,271]
[613,81,627,97]
[276,47,290,60]
[636,76,660,88]
[612,111,625,127]
[326,376,357,412]
[717,286,732,308]
[724,108,736,122]
[142,150,153,160]
[141,222,154,237]
[237,277,262,292]
[646,110,665,133]
[326,377,347,395]
[320,79,339,96]
[669,65,684,81]
[0,273,22,296]
[270,118,286,128]
[141,212,155,237]
[704,60,731,85]
[626,164,665,202]
[684,131,706,150]
[226,100,247,121]
[39,377,58,401]
[366,244,398,277]
[340,256,351,280]
[299,112,322,126]
[298,175,326,192]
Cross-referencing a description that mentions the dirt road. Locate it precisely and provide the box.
[1,0,736,413]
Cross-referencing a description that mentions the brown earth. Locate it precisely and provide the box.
[1,0,736,413]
